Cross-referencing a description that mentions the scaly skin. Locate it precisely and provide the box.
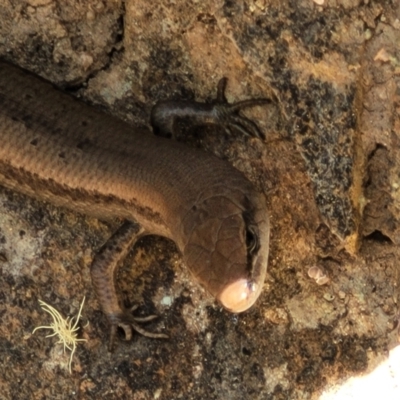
[0,61,270,349]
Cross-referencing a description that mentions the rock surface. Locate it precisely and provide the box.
[0,1,399,399]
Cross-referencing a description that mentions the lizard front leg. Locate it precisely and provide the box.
[90,222,168,351]
[150,77,270,139]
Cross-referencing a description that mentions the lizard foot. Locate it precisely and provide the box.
[211,77,271,140]
[150,77,271,139]
[108,305,168,352]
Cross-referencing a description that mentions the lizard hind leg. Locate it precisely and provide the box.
[90,222,168,352]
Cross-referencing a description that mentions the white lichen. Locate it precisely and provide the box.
[32,297,87,373]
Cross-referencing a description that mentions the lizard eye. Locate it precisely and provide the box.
[246,226,259,254]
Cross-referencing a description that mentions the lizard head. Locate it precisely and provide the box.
[181,189,269,313]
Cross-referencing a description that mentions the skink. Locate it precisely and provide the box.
[0,61,270,349]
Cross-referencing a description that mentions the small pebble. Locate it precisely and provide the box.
[323,293,335,302]
[308,266,330,285]
[161,296,173,306]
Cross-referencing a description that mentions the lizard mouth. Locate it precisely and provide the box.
[217,278,263,313]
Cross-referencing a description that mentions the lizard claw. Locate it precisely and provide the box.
[212,77,271,140]
[107,307,168,352]
[150,77,270,139]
